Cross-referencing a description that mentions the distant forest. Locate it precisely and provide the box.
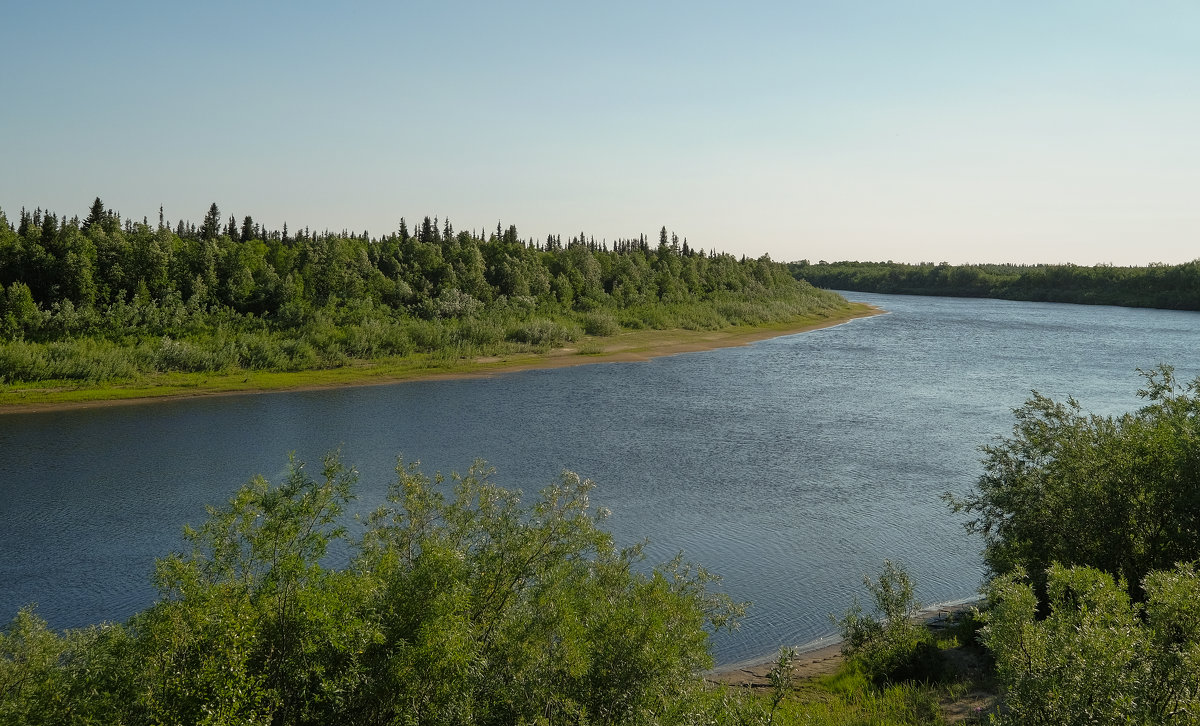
[791,259,1200,310]
[0,199,846,385]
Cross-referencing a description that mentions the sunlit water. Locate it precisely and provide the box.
[2,292,1198,665]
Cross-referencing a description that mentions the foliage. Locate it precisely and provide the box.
[982,562,1200,725]
[721,663,956,726]
[0,453,746,725]
[833,561,944,686]
[765,648,796,724]
[0,201,849,387]
[791,259,1200,311]
[947,365,1200,600]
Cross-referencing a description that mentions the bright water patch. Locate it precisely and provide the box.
[1,292,1197,665]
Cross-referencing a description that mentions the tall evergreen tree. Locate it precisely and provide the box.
[82,197,105,233]
[200,203,221,240]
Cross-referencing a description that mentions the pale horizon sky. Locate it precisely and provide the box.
[4,1,1198,265]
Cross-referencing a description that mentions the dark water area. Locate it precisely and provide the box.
[2,292,1198,665]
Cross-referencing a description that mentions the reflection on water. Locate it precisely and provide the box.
[1,291,1197,664]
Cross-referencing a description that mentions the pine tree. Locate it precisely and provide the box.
[201,203,221,240]
[82,197,105,233]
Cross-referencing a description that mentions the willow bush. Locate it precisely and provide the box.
[0,454,746,725]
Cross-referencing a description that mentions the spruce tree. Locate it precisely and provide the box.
[200,203,221,240]
[82,197,105,233]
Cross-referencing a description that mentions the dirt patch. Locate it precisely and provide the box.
[708,644,845,689]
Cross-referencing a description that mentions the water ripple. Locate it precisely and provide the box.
[1,292,1197,664]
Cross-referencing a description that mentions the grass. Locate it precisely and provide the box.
[0,303,878,410]
[713,608,996,725]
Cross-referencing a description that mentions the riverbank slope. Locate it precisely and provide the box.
[0,302,880,413]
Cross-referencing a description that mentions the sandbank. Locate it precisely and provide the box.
[0,303,881,414]
[707,596,981,687]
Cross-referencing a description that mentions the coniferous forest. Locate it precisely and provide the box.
[791,259,1200,310]
[0,199,848,388]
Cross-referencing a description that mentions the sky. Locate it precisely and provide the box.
[3,1,1198,265]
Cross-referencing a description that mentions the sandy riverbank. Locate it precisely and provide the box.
[0,303,881,414]
[707,597,982,687]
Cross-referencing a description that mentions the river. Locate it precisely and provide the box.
[2,291,1198,665]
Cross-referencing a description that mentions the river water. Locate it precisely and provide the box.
[2,292,1198,665]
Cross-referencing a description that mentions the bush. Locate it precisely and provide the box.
[505,318,579,347]
[833,561,944,685]
[154,336,233,373]
[0,453,746,725]
[579,310,622,337]
[452,316,504,348]
[947,365,1200,600]
[982,562,1200,725]
[405,318,448,351]
[236,332,289,370]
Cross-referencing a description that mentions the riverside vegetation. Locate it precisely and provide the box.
[0,200,852,403]
[5,369,1200,724]
[761,365,1200,724]
[4,200,1199,723]
[0,455,746,724]
[815,366,1200,725]
[791,259,1200,310]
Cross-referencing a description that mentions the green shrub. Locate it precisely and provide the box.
[617,304,674,330]
[452,316,504,348]
[279,338,319,371]
[506,318,579,346]
[0,453,746,725]
[405,318,448,351]
[579,310,622,336]
[670,303,728,331]
[0,341,49,383]
[237,332,289,370]
[982,562,1200,725]
[833,560,944,685]
[154,336,231,373]
[947,365,1200,601]
[44,340,142,381]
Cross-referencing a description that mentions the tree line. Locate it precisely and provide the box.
[0,199,847,385]
[791,259,1200,310]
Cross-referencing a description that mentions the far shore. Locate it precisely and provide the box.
[0,303,881,414]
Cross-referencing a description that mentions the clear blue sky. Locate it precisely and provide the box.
[4,1,1198,264]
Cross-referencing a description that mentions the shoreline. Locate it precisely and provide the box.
[707,595,982,686]
[0,303,882,414]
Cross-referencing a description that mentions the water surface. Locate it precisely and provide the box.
[2,292,1197,664]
